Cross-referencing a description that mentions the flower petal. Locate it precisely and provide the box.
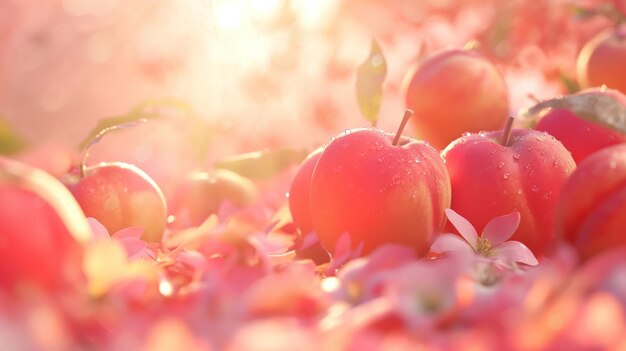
[444,209,478,247]
[87,217,110,241]
[112,226,144,240]
[494,241,538,266]
[482,211,521,245]
[430,234,475,257]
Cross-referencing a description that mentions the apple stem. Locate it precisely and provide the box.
[501,116,515,147]
[79,119,148,178]
[392,109,414,146]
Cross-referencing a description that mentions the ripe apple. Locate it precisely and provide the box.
[288,148,323,235]
[576,24,626,95]
[556,144,626,260]
[168,169,258,228]
[65,162,168,242]
[530,88,626,164]
[309,111,451,256]
[402,48,509,150]
[442,118,576,256]
[0,157,91,289]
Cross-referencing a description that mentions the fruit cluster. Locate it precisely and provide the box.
[2,1,626,350]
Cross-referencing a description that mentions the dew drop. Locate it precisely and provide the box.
[462,132,471,137]
[512,154,520,161]
[517,189,522,195]
[498,162,504,169]
[610,161,618,169]
[415,158,421,164]
[531,185,539,192]
[503,173,510,180]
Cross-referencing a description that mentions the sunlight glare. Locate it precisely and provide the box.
[216,2,242,29]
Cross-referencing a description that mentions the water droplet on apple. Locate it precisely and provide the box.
[478,131,487,137]
[462,132,471,137]
[344,129,352,135]
[503,173,509,180]
[414,158,421,164]
[610,161,617,169]
[498,162,504,169]
[531,185,539,192]
[285,192,290,199]
[535,137,543,141]
[512,154,520,161]
[489,150,496,155]
[517,189,522,195]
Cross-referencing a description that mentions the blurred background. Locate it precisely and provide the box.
[0,0,615,188]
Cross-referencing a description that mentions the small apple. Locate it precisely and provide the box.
[168,169,258,228]
[442,118,576,256]
[556,144,626,260]
[0,157,91,289]
[577,24,626,95]
[402,48,509,150]
[65,162,168,243]
[288,148,323,235]
[309,111,451,256]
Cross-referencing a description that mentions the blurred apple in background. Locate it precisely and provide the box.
[402,48,509,150]
[530,88,626,164]
[288,148,323,235]
[577,24,626,95]
[65,162,167,243]
[442,118,576,256]
[556,144,626,260]
[310,112,451,256]
[0,157,91,291]
[168,169,258,229]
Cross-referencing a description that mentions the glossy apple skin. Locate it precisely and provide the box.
[577,25,626,94]
[309,128,451,256]
[402,49,509,150]
[534,108,626,164]
[67,162,167,242]
[442,129,576,256]
[288,148,323,235]
[556,144,626,260]
[168,169,258,228]
[0,157,91,290]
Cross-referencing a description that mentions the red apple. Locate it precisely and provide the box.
[0,157,91,290]
[310,112,451,256]
[556,144,626,260]
[442,119,576,256]
[288,148,323,235]
[530,88,626,164]
[65,162,167,242]
[577,24,626,95]
[168,169,258,228]
[402,48,509,150]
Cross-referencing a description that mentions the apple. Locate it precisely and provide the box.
[0,157,91,290]
[309,111,451,257]
[577,24,626,95]
[556,144,626,260]
[441,118,576,256]
[529,88,626,164]
[65,162,168,243]
[288,148,323,235]
[402,48,509,150]
[168,169,258,228]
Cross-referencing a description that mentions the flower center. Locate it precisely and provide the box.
[474,237,493,257]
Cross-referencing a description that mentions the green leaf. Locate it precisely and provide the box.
[78,98,194,150]
[517,90,626,133]
[356,38,387,126]
[0,118,26,155]
[215,148,308,180]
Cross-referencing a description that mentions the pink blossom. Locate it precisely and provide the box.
[431,209,538,268]
[87,218,155,260]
